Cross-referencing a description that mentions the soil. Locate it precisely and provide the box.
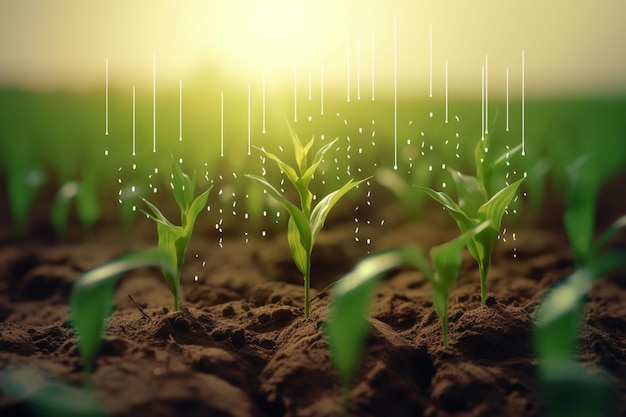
[1,178,625,417]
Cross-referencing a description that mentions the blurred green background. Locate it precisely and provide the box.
[1,1,625,239]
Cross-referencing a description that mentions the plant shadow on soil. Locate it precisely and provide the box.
[1,178,626,417]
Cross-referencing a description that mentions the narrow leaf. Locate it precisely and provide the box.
[447,168,486,217]
[310,178,370,242]
[287,217,309,275]
[246,174,312,249]
[70,249,174,382]
[325,249,408,387]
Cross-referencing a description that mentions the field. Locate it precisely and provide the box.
[1,87,625,417]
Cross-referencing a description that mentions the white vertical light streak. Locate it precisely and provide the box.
[347,30,351,102]
[429,23,433,98]
[132,86,136,156]
[320,50,324,115]
[506,68,509,131]
[308,29,312,101]
[357,26,361,100]
[485,54,489,134]
[247,83,251,155]
[105,58,109,135]
[481,65,485,140]
[294,57,298,122]
[394,13,398,170]
[152,53,156,153]
[262,66,266,134]
[179,80,183,141]
[371,32,375,101]
[220,92,224,157]
[522,49,525,156]
[445,60,449,123]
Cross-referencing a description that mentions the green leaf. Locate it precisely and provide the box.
[77,171,101,228]
[325,249,410,388]
[184,187,211,231]
[310,178,370,242]
[535,250,626,361]
[255,146,300,185]
[417,186,475,232]
[51,181,79,237]
[477,177,525,237]
[490,143,522,171]
[287,216,309,275]
[563,156,598,264]
[431,221,490,289]
[447,168,486,217]
[592,214,626,256]
[171,156,194,212]
[429,221,490,345]
[141,198,175,227]
[69,249,174,386]
[246,174,312,250]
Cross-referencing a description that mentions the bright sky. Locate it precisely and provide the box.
[1,0,625,97]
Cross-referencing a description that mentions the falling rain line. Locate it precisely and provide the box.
[445,60,449,123]
[320,50,325,115]
[347,30,351,102]
[485,54,489,134]
[220,92,224,157]
[522,49,525,155]
[247,83,251,155]
[152,53,156,153]
[105,58,109,135]
[481,65,485,139]
[262,67,266,134]
[506,68,509,131]
[179,80,183,141]
[308,30,312,101]
[132,86,136,156]
[294,57,298,122]
[371,31,375,101]
[357,26,361,100]
[393,13,398,170]
[429,23,433,97]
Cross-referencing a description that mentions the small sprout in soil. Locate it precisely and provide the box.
[142,156,211,311]
[535,166,626,417]
[419,125,524,305]
[246,125,370,317]
[51,170,101,239]
[326,222,489,413]
[69,249,175,388]
[1,364,108,417]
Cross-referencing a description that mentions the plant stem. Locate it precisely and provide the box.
[479,263,489,305]
[304,254,312,318]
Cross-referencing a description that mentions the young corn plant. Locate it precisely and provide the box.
[535,158,626,417]
[142,157,211,311]
[70,249,175,388]
[246,127,369,318]
[419,125,524,305]
[325,221,489,414]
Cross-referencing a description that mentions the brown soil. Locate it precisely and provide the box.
[1,182,625,417]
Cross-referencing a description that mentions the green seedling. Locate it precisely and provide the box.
[51,171,102,239]
[375,163,433,219]
[535,161,626,417]
[142,157,211,311]
[419,125,524,305]
[326,222,489,414]
[1,364,108,417]
[69,249,175,388]
[247,126,370,318]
